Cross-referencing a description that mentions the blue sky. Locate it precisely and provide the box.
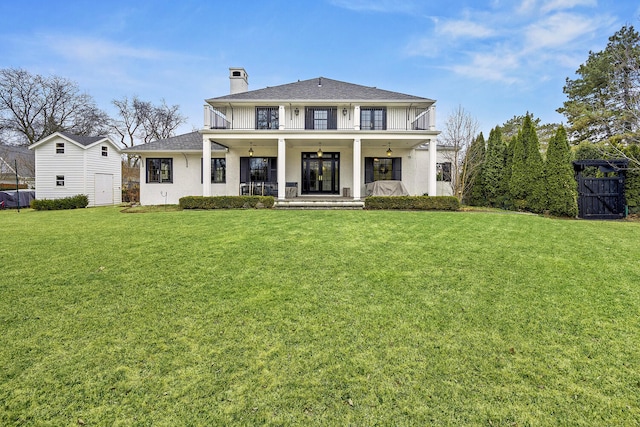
[1,0,639,138]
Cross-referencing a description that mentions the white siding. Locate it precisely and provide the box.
[85,144,122,206]
[33,135,122,206]
[34,137,86,201]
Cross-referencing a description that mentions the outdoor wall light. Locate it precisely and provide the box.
[317,142,323,158]
[342,107,348,116]
[386,143,393,157]
[294,107,299,116]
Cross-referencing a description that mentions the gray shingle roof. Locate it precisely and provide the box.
[207,77,433,103]
[122,131,226,153]
[60,132,106,146]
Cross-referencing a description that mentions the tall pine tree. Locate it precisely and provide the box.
[509,115,546,212]
[545,125,578,217]
[464,132,486,206]
[483,126,507,208]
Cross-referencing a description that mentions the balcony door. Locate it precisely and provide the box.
[301,152,339,194]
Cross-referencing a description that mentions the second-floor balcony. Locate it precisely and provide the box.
[204,105,436,132]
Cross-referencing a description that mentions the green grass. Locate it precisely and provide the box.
[1,207,640,426]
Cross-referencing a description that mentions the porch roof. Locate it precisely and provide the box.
[206,77,434,105]
[122,132,225,153]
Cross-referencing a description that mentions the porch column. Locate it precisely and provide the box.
[353,138,361,200]
[203,137,211,196]
[428,139,437,196]
[277,138,286,200]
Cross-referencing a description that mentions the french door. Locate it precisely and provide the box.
[301,152,339,194]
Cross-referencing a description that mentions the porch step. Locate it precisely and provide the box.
[275,198,364,210]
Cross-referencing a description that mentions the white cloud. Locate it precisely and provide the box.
[41,34,184,63]
[540,0,596,13]
[438,20,495,39]
[524,12,613,51]
[449,50,521,84]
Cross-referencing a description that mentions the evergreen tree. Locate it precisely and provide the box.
[483,126,507,207]
[509,115,546,212]
[503,135,516,209]
[559,25,640,145]
[523,116,547,213]
[545,125,578,217]
[464,132,486,205]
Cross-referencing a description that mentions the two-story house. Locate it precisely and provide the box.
[126,68,448,206]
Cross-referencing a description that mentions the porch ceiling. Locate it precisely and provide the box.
[206,136,434,150]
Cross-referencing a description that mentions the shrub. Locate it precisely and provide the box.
[179,196,275,209]
[365,196,460,211]
[31,194,89,210]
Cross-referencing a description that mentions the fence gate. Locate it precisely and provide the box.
[573,159,628,220]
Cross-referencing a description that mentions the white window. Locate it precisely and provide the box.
[56,175,65,186]
[56,142,64,154]
[102,146,108,157]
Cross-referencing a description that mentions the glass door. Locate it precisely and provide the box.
[301,152,339,194]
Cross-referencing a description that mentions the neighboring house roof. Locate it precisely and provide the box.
[122,131,226,153]
[0,143,35,180]
[207,77,434,104]
[29,131,121,152]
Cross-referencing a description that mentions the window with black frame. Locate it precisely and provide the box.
[305,107,337,130]
[147,158,173,183]
[364,157,402,183]
[256,107,279,129]
[239,157,277,196]
[360,107,386,130]
[201,158,226,183]
[436,162,452,182]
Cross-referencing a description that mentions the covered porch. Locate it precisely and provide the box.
[201,131,438,200]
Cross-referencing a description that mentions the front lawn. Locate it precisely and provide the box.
[1,208,639,425]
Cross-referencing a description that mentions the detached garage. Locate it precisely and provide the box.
[29,132,122,207]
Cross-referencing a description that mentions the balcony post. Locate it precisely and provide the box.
[353,138,361,200]
[429,106,436,131]
[354,106,361,130]
[279,105,285,130]
[203,105,211,128]
[277,138,286,200]
[203,137,211,196]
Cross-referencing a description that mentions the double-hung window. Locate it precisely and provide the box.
[56,175,65,186]
[256,107,279,129]
[361,108,387,130]
[146,158,173,183]
[56,142,65,154]
[102,146,108,157]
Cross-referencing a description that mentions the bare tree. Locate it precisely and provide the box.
[439,105,480,201]
[0,68,109,146]
[110,96,185,148]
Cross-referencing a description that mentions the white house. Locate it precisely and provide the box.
[126,68,453,206]
[29,132,122,206]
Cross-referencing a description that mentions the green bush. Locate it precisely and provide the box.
[365,196,460,211]
[31,194,89,210]
[179,195,275,209]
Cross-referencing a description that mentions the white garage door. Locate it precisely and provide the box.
[94,173,114,205]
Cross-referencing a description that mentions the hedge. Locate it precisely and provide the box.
[31,194,89,210]
[365,196,460,211]
[179,195,275,209]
